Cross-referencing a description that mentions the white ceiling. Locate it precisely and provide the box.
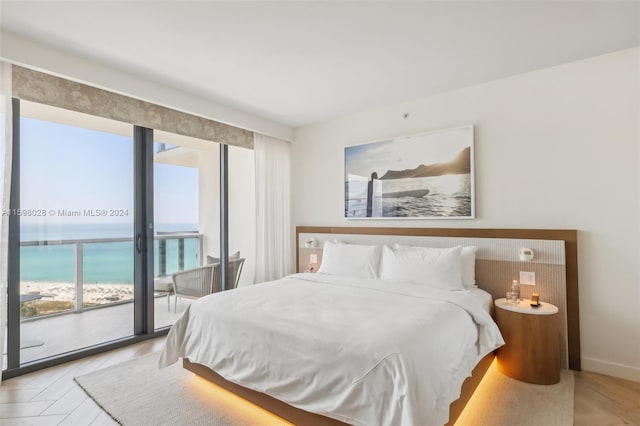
[1,1,638,127]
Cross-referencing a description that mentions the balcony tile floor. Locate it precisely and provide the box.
[3,296,192,368]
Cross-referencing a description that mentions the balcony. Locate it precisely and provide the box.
[3,233,203,368]
[12,297,193,367]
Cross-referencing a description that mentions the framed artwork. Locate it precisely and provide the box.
[344,125,475,219]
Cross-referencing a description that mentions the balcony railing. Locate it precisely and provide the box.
[20,233,203,315]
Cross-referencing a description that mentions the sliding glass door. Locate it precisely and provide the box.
[229,145,256,288]
[16,100,135,364]
[152,130,218,329]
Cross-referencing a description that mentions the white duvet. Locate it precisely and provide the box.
[159,273,504,426]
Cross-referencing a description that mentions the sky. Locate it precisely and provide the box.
[19,116,198,226]
[345,126,472,179]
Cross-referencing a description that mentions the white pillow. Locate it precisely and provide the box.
[381,245,464,290]
[317,240,381,279]
[393,243,477,289]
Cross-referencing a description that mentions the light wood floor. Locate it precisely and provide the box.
[1,338,639,425]
[1,338,165,425]
[574,369,640,425]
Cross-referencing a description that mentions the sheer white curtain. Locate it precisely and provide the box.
[254,133,292,283]
[0,62,13,385]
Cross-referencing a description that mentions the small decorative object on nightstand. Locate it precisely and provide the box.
[494,298,560,385]
[304,253,319,273]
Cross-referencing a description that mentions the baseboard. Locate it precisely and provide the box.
[582,357,640,382]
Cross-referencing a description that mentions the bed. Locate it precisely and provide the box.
[160,239,506,426]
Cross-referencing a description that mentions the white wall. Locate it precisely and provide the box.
[291,48,640,381]
[0,30,294,142]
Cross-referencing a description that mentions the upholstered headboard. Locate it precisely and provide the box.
[296,226,580,371]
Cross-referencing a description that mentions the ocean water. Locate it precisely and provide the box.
[20,223,199,284]
[345,174,472,218]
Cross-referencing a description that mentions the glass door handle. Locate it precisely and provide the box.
[136,234,143,253]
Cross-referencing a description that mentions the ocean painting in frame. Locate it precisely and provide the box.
[344,125,474,219]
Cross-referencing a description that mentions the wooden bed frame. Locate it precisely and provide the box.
[183,226,579,425]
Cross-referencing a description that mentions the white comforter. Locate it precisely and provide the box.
[159,273,504,426]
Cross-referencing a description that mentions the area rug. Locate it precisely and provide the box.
[75,353,574,426]
[74,352,291,426]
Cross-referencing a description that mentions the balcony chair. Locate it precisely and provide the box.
[171,257,245,312]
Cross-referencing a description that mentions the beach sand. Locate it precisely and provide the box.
[21,281,134,305]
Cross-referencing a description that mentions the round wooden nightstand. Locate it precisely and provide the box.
[494,298,560,385]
